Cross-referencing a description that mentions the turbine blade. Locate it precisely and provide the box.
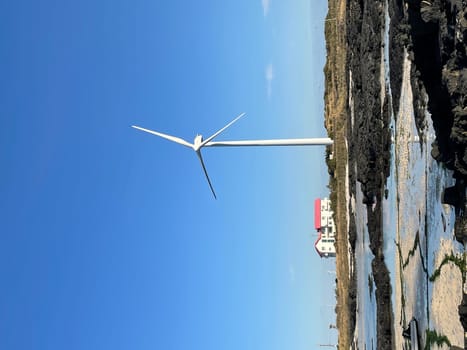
[200,112,246,147]
[131,125,193,148]
[196,151,217,199]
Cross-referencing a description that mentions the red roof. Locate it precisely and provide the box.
[314,198,321,229]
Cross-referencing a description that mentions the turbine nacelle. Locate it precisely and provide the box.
[193,134,203,152]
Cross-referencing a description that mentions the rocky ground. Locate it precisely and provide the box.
[343,0,467,349]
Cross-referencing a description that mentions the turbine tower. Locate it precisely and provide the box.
[132,113,333,199]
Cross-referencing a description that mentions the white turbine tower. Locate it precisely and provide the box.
[132,113,333,199]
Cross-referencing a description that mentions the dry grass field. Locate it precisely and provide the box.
[323,0,351,349]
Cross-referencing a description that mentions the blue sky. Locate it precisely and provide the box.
[0,1,336,349]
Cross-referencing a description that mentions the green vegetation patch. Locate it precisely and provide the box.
[429,251,466,284]
[395,231,427,272]
[424,329,451,350]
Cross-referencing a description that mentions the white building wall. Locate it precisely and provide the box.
[315,197,336,257]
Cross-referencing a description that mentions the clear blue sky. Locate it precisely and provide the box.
[0,1,337,349]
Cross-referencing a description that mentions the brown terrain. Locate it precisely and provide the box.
[323,0,352,349]
[324,0,467,349]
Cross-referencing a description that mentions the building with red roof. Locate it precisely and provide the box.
[314,198,336,258]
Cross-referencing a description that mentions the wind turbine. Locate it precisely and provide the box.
[132,113,333,199]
